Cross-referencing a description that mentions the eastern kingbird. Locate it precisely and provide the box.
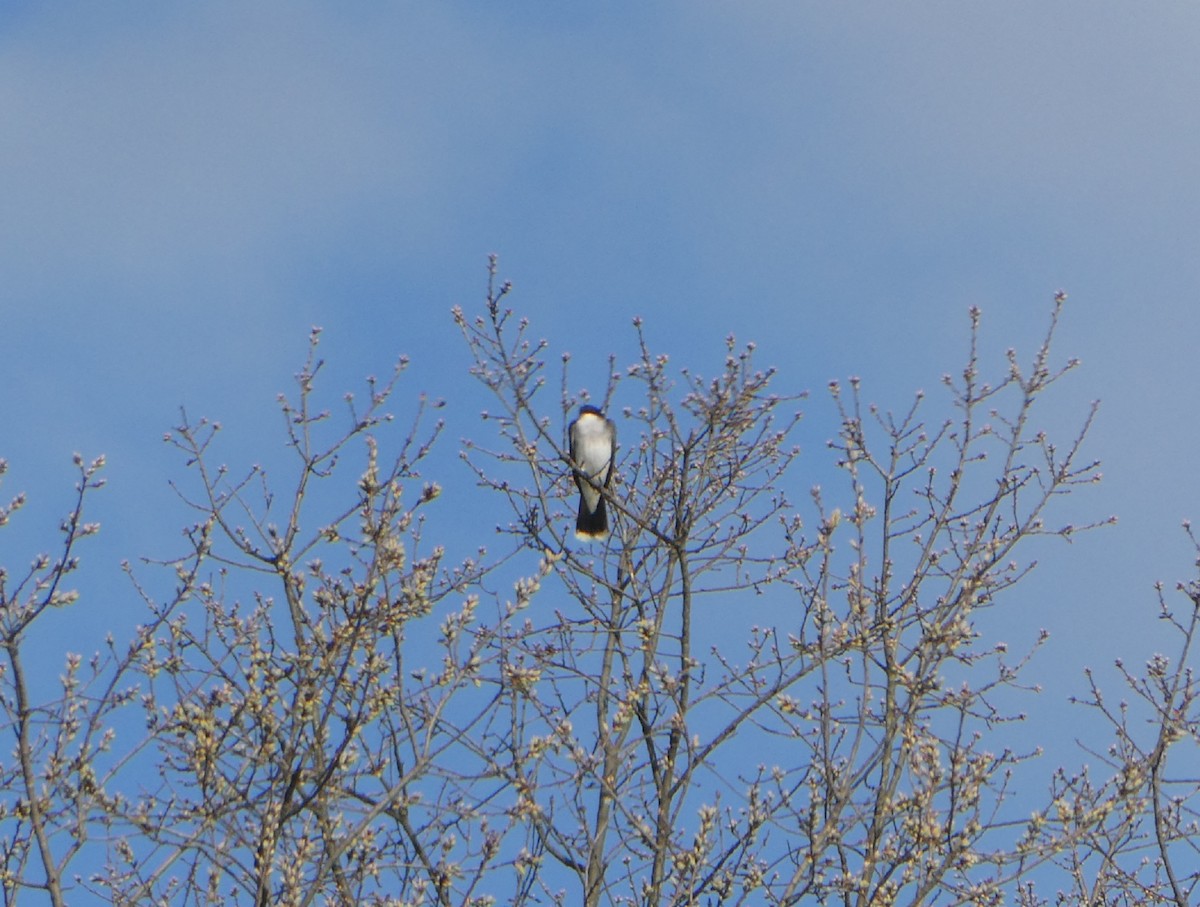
[568,404,616,540]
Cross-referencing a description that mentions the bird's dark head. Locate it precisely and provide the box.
[578,404,605,417]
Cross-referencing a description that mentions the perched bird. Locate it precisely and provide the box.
[568,404,616,540]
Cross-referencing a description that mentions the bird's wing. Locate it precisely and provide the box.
[602,419,616,486]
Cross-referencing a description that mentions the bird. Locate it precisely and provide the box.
[568,404,616,540]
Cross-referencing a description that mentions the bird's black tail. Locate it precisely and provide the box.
[575,495,608,539]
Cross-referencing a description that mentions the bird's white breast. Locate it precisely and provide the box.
[574,413,612,477]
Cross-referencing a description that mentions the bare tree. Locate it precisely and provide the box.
[0,264,1197,905]
[1036,523,1200,907]
[0,452,123,907]
[100,330,525,906]
[456,264,803,906]
[453,269,1115,905]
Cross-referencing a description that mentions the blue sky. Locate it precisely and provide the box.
[3,3,1200,746]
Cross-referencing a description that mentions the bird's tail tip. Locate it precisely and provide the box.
[575,496,608,540]
[574,528,610,542]
[574,505,609,541]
